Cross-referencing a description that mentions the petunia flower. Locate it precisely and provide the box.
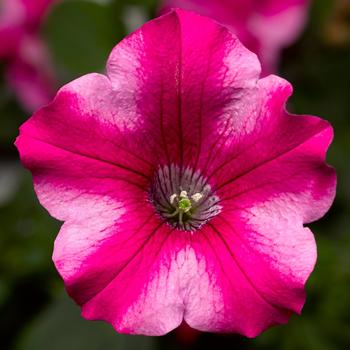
[160,0,310,75]
[16,10,336,337]
[0,0,56,111]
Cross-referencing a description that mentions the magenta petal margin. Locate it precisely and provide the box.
[16,10,336,337]
[160,0,309,75]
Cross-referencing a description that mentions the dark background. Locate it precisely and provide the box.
[1,0,349,349]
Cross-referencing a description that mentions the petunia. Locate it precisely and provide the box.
[0,0,56,111]
[16,10,336,337]
[160,0,310,75]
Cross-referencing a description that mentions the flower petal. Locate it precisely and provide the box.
[21,0,56,27]
[178,215,311,337]
[15,74,189,335]
[181,226,292,337]
[176,75,335,336]
[6,35,55,111]
[15,70,168,334]
[16,72,155,191]
[106,8,261,168]
[250,0,309,73]
[160,0,309,74]
[208,75,336,224]
[82,237,224,336]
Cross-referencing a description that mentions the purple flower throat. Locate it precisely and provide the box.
[150,165,221,231]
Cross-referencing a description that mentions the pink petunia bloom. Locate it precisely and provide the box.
[160,0,310,75]
[0,0,56,111]
[16,10,336,337]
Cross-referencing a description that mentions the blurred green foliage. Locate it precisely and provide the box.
[0,0,349,349]
[16,294,155,350]
[45,0,122,81]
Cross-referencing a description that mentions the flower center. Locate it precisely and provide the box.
[149,165,221,231]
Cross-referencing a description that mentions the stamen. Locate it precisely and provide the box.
[191,193,203,202]
[179,190,188,198]
[150,165,221,231]
[170,193,177,204]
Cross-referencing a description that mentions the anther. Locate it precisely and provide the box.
[170,193,177,204]
[191,193,203,202]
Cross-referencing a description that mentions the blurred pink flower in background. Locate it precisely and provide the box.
[160,0,310,75]
[0,0,56,111]
[16,10,335,337]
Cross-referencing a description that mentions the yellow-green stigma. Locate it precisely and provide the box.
[166,190,203,226]
[178,197,192,212]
